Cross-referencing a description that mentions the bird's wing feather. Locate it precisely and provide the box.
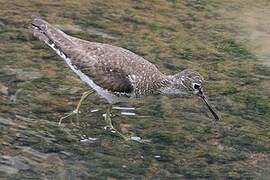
[31,17,167,95]
[66,37,135,94]
[77,60,134,94]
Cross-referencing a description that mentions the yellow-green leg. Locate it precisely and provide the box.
[104,105,129,141]
[58,90,94,126]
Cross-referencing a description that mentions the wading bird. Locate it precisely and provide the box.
[31,17,219,140]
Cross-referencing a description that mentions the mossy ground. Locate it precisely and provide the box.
[0,0,269,179]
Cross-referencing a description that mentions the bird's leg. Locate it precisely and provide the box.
[58,90,94,126]
[104,105,129,141]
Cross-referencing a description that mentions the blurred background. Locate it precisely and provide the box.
[0,0,269,179]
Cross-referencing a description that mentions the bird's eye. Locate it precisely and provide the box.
[193,83,201,90]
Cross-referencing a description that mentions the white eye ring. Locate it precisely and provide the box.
[193,83,201,90]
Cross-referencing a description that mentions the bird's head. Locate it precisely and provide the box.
[173,69,220,121]
[177,69,204,95]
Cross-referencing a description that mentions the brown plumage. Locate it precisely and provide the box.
[31,16,220,121]
[31,17,165,98]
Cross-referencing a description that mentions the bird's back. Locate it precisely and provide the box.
[31,17,165,98]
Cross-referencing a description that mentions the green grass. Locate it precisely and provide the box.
[0,0,269,179]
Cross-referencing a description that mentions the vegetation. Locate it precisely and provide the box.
[0,0,269,179]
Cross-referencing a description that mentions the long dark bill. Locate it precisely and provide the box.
[199,93,220,121]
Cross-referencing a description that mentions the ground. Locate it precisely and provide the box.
[0,0,269,179]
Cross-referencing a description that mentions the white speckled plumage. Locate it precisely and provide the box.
[31,17,220,121]
[31,17,167,102]
[48,42,127,104]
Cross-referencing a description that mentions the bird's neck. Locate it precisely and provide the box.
[156,74,187,95]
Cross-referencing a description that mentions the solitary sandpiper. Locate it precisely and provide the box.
[31,17,219,140]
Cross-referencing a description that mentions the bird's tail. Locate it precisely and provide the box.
[31,16,76,56]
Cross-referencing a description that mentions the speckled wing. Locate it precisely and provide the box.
[31,17,134,94]
[68,35,166,97]
[64,39,135,94]
[67,36,165,96]
[75,58,134,94]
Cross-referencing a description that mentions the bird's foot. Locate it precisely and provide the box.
[103,123,129,141]
[58,109,80,126]
[103,105,146,142]
[104,112,129,141]
[58,90,94,126]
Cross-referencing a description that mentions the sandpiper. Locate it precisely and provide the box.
[31,17,219,140]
